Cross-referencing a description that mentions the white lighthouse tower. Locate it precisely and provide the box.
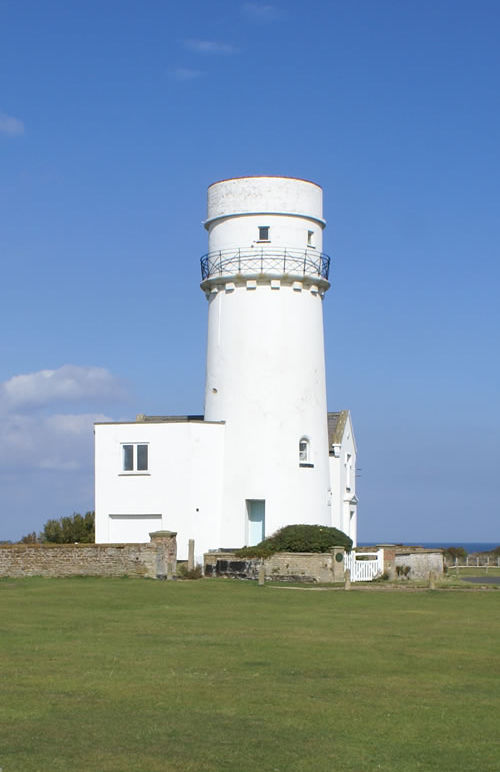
[94,175,358,558]
[201,176,332,547]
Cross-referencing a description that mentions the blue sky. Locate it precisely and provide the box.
[1,0,499,543]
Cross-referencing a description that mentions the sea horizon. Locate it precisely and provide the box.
[360,541,498,554]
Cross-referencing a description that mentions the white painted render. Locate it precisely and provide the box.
[203,177,331,544]
[94,176,358,557]
[94,420,225,559]
[328,412,358,546]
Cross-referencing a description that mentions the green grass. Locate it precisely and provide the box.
[1,578,499,772]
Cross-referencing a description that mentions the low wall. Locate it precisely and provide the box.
[394,550,443,579]
[204,549,346,583]
[0,530,177,580]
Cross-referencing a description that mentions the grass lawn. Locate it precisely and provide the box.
[0,578,499,772]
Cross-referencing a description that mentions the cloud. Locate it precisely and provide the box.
[0,112,24,136]
[1,365,123,409]
[184,39,239,55]
[241,2,281,21]
[0,365,123,473]
[169,67,203,82]
[0,410,109,472]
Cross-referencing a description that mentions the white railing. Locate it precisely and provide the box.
[344,549,384,582]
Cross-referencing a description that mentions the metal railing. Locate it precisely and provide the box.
[200,247,331,281]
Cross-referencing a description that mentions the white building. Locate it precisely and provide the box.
[95,176,358,558]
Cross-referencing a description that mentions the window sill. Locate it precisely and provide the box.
[256,240,271,243]
[299,463,314,468]
[119,472,151,477]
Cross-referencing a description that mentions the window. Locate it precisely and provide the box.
[307,230,314,247]
[122,443,149,472]
[299,437,313,467]
[345,452,352,491]
[258,226,270,241]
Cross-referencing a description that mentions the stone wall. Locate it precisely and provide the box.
[204,549,346,583]
[394,550,443,579]
[0,530,177,580]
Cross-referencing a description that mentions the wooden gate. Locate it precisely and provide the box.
[344,549,384,582]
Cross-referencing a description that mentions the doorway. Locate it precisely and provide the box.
[246,499,265,546]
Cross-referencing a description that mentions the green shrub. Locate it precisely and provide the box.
[177,563,203,580]
[443,546,467,561]
[237,524,352,558]
[41,512,95,543]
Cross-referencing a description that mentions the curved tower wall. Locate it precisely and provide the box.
[202,176,331,548]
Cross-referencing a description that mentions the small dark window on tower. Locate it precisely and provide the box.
[299,437,314,467]
[258,226,270,241]
[307,230,314,247]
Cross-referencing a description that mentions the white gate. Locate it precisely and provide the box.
[344,549,384,582]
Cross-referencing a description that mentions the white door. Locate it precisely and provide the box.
[247,500,265,546]
[108,514,162,543]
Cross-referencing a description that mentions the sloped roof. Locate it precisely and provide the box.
[327,410,349,447]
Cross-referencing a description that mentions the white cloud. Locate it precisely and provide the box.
[0,365,123,473]
[184,39,239,55]
[1,365,123,409]
[0,410,109,472]
[169,67,203,82]
[241,2,281,21]
[0,112,25,136]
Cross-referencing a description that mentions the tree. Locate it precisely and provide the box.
[40,512,95,543]
[443,546,467,562]
[20,531,39,544]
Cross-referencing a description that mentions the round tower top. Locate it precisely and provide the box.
[205,176,325,229]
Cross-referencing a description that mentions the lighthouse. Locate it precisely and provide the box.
[201,176,332,547]
[94,175,357,558]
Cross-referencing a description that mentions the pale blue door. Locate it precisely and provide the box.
[247,500,265,546]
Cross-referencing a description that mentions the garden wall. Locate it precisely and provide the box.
[0,531,177,579]
[204,549,346,582]
[394,550,443,579]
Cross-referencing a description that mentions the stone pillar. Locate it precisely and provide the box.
[188,539,195,571]
[331,547,345,582]
[149,530,177,580]
[428,571,436,590]
[344,568,351,591]
[258,563,265,586]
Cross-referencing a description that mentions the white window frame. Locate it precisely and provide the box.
[120,443,150,475]
[299,437,313,467]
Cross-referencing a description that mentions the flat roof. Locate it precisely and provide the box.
[208,175,322,190]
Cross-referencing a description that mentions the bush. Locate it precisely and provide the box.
[20,532,39,544]
[237,524,352,558]
[443,546,467,561]
[177,563,203,580]
[41,512,95,543]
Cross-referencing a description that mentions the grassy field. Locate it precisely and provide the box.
[1,578,499,772]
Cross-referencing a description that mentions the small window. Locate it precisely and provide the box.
[299,439,309,463]
[307,230,314,247]
[258,226,270,241]
[122,443,149,472]
[345,452,352,491]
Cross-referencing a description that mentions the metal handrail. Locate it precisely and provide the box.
[200,247,331,281]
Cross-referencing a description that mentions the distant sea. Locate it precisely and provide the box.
[363,542,498,554]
